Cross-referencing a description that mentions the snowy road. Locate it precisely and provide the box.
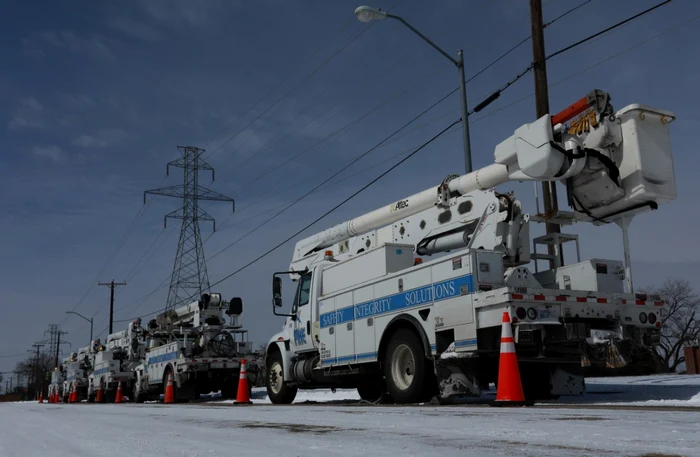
[2,375,700,457]
[1,400,699,456]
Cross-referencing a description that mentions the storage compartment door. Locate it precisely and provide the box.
[353,285,377,363]
[318,297,337,366]
[333,292,355,365]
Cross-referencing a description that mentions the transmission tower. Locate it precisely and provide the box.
[145,146,234,311]
[44,325,69,368]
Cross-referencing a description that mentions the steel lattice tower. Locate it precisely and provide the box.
[145,146,234,310]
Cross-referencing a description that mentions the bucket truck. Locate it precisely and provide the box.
[133,293,258,402]
[49,365,66,402]
[265,90,676,404]
[88,319,146,402]
[62,341,98,402]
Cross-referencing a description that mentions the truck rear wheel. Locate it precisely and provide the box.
[383,329,429,404]
[266,351,297,404]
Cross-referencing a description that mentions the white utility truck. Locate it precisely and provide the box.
[49,365,65,402]
[133,293,257,402]
[62,342,98,402]
[88,319,146,402]
[265,90,676,404]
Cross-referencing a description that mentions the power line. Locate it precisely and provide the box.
[546,0,672,60]
[201,17,358,151]
[105,0,678,326]
[209,0,405,168]
[543,0,593,29]
[112,88,462,323]
[208,119,461,290]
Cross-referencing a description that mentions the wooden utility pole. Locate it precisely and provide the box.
[99,280,126,335]
[530,0,562,269]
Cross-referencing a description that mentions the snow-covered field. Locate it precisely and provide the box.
[2,375,699,457]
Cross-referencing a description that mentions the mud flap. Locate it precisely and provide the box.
[434,356,481,402]
[550,366,585,396]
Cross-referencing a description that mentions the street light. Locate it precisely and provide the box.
[354,5,473,173]
[65,311,93,344]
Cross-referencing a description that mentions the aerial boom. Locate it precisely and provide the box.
[293,92,676,266]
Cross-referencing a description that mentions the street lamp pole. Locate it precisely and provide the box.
[65,311,93,343]
[354,5,473,173]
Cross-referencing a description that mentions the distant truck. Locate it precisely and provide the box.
[62,342,98,402]
[88,319,146,402]
[133,293,259,402]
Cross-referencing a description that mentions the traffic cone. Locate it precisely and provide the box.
[114,380,124,404]
[67,384,74,403]
[492,311,527,406]
[71,382,78,403]
[96,378,104,403]
[234,359,252,405]
[163,371,175,404]
[38,391,43,403]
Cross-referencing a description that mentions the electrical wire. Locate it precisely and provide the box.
[209,0,405,167]
[546,0,672,60]
[208,119,461,290]
[201,19,358,152]
[103,0,679,327]
[112,89,463,323]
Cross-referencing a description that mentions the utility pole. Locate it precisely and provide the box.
[530,0,562,269]
[99,280,126,334]
[31,342,45,399]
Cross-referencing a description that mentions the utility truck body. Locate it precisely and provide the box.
[133,293,257,402]
[265,92,676,404]
[88,320,146,402]
[62,342,98,403]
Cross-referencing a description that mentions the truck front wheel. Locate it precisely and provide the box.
[266,352,297,404]
[384,329,429,404]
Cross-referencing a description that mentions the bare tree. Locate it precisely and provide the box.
[14,353,55,393]
[642,278,700,372]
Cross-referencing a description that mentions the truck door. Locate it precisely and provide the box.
[291,271,315,353]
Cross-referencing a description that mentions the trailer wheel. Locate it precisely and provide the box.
[383,328,429,404]
[266,351,297,404]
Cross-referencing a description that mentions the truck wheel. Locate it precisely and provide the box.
[266,352,297,404]
[383,328,429,404]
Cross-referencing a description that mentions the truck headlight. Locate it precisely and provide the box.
[527,308,537,320]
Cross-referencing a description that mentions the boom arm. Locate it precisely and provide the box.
[293,92,676,266]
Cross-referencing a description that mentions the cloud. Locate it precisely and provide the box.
[24,30,115,61]
[32,145,65,163]
[137,0,242,29]
[109,16,163,43]
[72,135,108,148]
[71,128,129,148]
[8,97,46,130]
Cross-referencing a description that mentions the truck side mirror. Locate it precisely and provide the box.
[227,297,243,316]
[273,277,283,307]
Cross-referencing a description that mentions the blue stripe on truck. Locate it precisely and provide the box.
[320,274,473,328]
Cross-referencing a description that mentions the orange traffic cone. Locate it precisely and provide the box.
[38,391,43,403]
[114,380,124,404]
[234,359,252,405]
[492,311,527,407]
[67,383,74,403]
[96,378,104,403]
[163,372,175,404]
[72,382,80,403]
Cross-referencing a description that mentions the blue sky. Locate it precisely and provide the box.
[1,0,699,376]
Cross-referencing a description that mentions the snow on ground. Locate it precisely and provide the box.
[2,398,699,457]
[3,375,700,456]
[203,373,700,408]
